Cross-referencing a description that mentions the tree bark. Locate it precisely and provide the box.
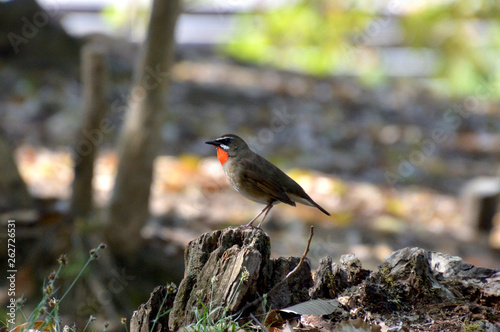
[131,231,499,332]
[71,43,108,218]
[130,285,175,332]
[167,228,313,330]
[106,0,180,255]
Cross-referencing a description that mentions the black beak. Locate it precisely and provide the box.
[205,140,219,146]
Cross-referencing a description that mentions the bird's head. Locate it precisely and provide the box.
[205,134,248,165]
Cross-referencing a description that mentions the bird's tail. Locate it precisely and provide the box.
[288,193,330,216]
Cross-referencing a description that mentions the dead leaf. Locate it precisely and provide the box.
[334,318,381,332]
[280,299,341,316]
[9,321,55,332]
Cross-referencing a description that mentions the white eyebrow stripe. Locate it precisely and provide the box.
[216,137,232,141]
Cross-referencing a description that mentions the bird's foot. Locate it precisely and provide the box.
[238,224,255,229]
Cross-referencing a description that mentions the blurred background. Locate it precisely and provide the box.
[1,0,499,329]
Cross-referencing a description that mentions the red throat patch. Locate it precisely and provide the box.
[216,147,229,165]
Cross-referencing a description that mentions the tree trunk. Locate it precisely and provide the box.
[71,43,108,218]
[106,0,180,255]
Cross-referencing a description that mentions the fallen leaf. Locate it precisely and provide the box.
[280,299,341,316]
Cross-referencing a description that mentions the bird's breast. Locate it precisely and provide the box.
[223,159,272,205]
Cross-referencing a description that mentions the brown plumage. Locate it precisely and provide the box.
[206,134,330,228]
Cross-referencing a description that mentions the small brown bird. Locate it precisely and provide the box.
[206,134,330,228]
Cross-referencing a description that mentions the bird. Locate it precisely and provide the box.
[205,134,330,228]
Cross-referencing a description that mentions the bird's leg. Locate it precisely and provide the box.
[256,204,273,228]
[242,204,273,228]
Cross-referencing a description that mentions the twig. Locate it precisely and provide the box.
[268,225,314,292]
[237,226,315,316]
[250,313,270,332]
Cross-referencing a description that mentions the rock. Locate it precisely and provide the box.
[167,227,312,331]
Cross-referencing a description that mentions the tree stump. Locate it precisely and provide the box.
[167,227,312,330]
[460,177,500,243]
[131,231,499,332]
[130,286,175,332]
[309,254,370,299]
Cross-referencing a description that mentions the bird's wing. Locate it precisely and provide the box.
[240,156,296,206]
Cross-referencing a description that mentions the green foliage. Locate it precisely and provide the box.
[101,2,150,39]
[224,0,500,98]
[399,1,500,97]
[225,2,371,76]
[184,269,252,332]
[461,321,484,332]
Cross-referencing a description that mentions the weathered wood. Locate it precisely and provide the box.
[167,227,312,330]
[358,247,500,313]
[131,230,500,332]
[130,286,175,332]
[309,254,370,299]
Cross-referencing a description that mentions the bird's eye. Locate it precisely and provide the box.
[217,137,233,147]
